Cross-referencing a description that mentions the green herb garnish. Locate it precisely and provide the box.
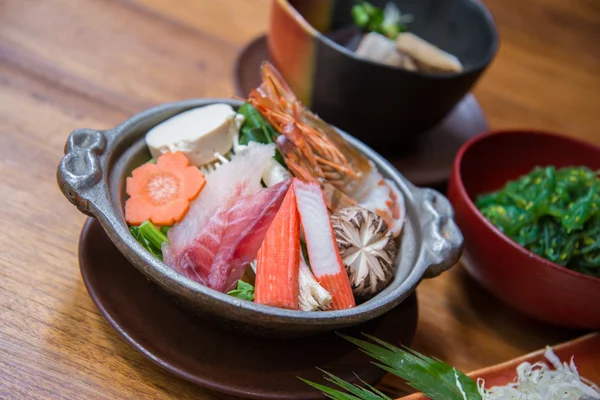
[476,166,600,278]
[351,1,410,39]
[238,104,274,145]
[130,220,169,261]
[227,280,255,301]
[237,103,287,167]
[302,334,482,400]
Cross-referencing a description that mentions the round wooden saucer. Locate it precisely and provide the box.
[79,218,418,399]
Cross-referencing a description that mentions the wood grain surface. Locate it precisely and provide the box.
[0,0,598,399]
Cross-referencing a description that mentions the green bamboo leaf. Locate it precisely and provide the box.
[299,377,366,400]
[356,378,392,399]
[320,370,392,400]
[302,334,482,400]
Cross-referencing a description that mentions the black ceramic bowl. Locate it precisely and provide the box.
[268,0,499,147]
[57,98,463,338]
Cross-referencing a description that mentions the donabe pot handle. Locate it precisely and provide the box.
[57,128,111,217]
[414,187,464,278]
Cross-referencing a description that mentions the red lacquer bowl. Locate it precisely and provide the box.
[448,130,600,329]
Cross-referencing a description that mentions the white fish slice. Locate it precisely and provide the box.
[167,143,275,254]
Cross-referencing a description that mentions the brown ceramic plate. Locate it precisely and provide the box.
[79,218,419,400]
[399,332,600,399]
[234,35,489,188]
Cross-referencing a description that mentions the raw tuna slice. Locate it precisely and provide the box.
[166,143,276,259]
[170,179,292,292]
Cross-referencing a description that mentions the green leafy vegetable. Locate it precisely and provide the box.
[238,102,277,145]
[351,1,410,39]
[237,102,287,167]
[130,220,169,261]
[302,334,482,400]
[476,166,600,277]
[227,280,255,301]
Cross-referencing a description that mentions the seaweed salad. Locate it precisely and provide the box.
[476,166,600,278]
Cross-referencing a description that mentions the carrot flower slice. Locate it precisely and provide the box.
[125,152,206,226]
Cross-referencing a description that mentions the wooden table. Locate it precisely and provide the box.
[1,0,598,398]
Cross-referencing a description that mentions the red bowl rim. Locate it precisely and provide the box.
[452,128,600,284]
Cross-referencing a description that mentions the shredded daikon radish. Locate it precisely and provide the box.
[479,347,600,400]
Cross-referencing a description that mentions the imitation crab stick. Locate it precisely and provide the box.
[254,186,301,309]
[292,179,356,310]
[125,151,206,226]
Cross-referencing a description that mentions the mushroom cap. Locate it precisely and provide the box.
[331,206,398,301]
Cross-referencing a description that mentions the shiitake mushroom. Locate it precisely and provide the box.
[331,206,398,301]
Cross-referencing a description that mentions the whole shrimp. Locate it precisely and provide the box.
[247,62,405,236]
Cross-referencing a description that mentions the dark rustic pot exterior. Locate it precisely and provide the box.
[268,0,499,148]
[448,130,600,329]
[57,98,463,337]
